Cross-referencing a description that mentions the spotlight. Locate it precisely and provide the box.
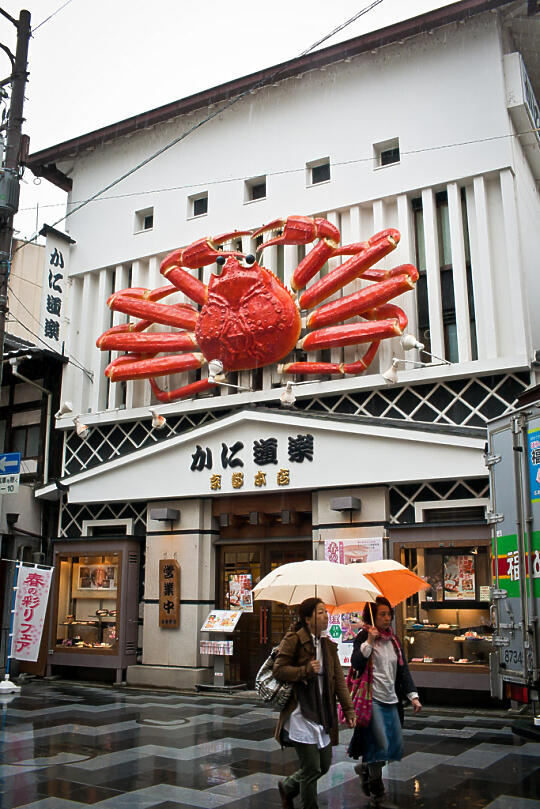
[400,334,425,352]
[208,359,224,382]
[73,416,90,439]
[381,359,399,384]
[149,408,166,429]
[280,382,296,407]
[55,401,73,419]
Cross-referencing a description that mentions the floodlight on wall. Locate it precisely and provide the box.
[73,416,90,440]
[400,333,452,366]
[381,359,400,385]
[206,358,251,391]
[149,408,166,429]
[280,382,296,407]
[55,401,73,419]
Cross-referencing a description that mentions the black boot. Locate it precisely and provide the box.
[368,763,385,807]
[353,762,371,796]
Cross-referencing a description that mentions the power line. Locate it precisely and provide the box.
[32,0,75,33]
[16,0,385,250]
[7,310,93,378]
[16,126,540,217]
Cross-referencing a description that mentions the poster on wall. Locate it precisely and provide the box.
[201,610,243,633]
[78,564,117,591]
[328,611,363,666]
[324,538,383,566]
[228,574,253,612]
[443,554,475,600]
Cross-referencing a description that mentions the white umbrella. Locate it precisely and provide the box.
[253,559,381,606]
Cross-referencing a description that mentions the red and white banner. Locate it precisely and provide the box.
[11,566,53,662]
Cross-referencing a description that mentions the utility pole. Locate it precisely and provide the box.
[0,8,31,387]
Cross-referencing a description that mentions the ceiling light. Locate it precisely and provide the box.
[149,408,166,429]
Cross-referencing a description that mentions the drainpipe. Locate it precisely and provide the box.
[9,358,52,485]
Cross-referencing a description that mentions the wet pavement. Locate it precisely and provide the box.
[0,681,538,808]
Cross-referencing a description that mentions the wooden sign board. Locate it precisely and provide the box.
[159,559,180,628]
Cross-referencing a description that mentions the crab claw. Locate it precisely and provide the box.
[253,215,340,251]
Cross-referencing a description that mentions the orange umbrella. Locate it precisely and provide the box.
[326,559,428,615]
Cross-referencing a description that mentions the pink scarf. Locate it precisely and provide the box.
[376,627,403,664]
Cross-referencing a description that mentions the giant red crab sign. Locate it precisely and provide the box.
[97,215,419,402]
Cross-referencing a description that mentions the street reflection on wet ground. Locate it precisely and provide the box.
[0,681,538,808]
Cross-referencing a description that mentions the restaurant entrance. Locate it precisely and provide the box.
[214,491,312,685]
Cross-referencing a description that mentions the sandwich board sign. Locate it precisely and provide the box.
[0,452,21,494]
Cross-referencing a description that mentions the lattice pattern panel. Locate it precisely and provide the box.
[296,371,530,426]
[62,371,529,477]
[59,500,148,538]
[389,478,489,524]
[64,409,232,476]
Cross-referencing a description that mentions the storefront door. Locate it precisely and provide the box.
[218,541,311,685]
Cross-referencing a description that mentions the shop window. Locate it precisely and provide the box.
[245,176,266,202]
[188,192,208,218]
[134,207,154,232]
[412,189,477,363]
[307,158,330,186]
[373,137,400,168]
[10,424,40,458]
[55,553,120,652]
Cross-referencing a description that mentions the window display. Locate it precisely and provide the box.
[55,553,120,651]
[401,545,492,670]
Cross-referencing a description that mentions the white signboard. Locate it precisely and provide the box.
[11,566,53,662]
[0,452,20,494]
[39,228,72,353]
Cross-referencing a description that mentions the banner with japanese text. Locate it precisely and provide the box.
[39,227,72,353]
[11,566,53,662]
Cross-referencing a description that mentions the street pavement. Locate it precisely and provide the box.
[0,680,539,808]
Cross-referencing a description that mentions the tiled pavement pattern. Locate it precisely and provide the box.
[0,682,539,808]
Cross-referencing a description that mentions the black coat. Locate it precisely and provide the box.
[348,629,417,760]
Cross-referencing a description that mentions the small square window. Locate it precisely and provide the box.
[134,207,154,232]
[244,176,266,202]
[189,193,208,218]
[307,159,330,186]
[373,138,400,168]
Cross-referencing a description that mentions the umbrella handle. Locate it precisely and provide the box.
[368,601,374,626]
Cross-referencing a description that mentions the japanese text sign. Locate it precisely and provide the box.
[12,565,52,661]
[40,231,70,353]
[159,559,180,628]
[528,428,540,503]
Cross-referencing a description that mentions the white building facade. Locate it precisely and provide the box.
[29,0,540,692]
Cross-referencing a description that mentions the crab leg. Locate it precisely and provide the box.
[279,341,381,376]
[149,377,217,403]
[298,317,403,352]
[107,289,198,330]
[298,230,400,310]
[97,331,197,353]
[307,265,418,329]
[105,353,204,382]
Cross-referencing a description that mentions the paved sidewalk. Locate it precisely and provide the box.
[0,681,538,808]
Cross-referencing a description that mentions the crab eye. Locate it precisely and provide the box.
[244,254,256,265]
[216,255,226,266]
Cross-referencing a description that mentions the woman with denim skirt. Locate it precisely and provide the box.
[348,597,422,807]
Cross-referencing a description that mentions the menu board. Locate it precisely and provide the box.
[324,538,383,565]
[200,610,242,633]
[443,554,475,600]
[228,574,253,612]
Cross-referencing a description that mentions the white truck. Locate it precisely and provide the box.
[486,396,540,729]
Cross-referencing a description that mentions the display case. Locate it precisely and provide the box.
[399,544,492,690]
[47,539,140,683]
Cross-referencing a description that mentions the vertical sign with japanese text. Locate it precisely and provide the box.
[159,559,180,628]
[40,228,72,353]
[12,566,53,662]
[528,428,540,503]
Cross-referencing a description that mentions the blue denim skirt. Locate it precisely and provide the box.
[362,699,403,764]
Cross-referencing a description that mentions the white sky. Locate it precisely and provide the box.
[0,0,456,240]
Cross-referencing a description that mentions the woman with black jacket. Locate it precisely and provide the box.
[348,597,421,807]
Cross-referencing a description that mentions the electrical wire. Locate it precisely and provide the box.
[32,0,75,33]
[16,126,540,216]
[15,0,386,250]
